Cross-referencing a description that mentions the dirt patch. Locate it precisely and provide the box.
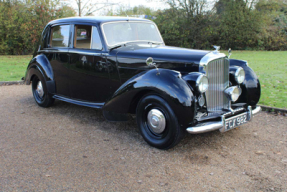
[0,85,286,191]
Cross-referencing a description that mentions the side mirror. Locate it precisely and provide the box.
[146,57,154,66]
[146,57,160,74]
[228,48,232,58]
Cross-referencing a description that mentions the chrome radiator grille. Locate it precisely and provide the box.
[205,58,229,112]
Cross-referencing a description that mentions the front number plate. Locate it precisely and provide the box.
[223,113,248,132]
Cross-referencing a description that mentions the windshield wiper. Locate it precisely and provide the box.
[109,44,124,51]
[110,42,138,51]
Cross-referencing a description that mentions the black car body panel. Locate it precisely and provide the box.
[116,44,208,64]
[25,16,262,149]
[229,59,261,107]
[25,54,56,94]
[103,69,195,128]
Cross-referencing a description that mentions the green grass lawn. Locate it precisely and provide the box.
[0,51,286,108]
[224,51,287,109]
[0,55,31,81]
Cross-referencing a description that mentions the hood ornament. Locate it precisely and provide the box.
[213,45,220,53]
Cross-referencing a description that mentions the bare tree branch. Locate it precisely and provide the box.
[73,0,118,16]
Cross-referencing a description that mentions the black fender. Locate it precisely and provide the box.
[229,59,261,107]
[25,54,56,94]
[102,69,195,128]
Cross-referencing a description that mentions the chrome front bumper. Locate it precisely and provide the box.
[186,106,261,134]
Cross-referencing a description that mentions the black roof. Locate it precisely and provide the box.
[48,16,151,25]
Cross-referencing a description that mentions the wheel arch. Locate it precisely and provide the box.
[25,54,55,94]
[128,90,154,114]
[25,54,54,83]
[229,59,261,107]
[102,69,196,128]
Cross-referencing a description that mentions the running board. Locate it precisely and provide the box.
[53,95,104,109]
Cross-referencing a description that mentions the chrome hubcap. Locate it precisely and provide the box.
[147,109,166,134]
[36,81,44,98]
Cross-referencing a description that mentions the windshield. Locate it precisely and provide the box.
[102,21,164,47]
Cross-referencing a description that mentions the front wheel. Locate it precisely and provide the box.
[32,74,54,107]
[136,94,184,149]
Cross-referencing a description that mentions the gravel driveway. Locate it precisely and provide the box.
[0,85,286,191]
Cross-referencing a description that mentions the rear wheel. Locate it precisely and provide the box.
[32,74,54,107]
[136,94,184,149]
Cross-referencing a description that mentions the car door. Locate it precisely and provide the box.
[69,24,110,102]
[41,24,71,97]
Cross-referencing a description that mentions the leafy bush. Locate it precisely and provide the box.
[153,0,287,50]
[0,0,75,55]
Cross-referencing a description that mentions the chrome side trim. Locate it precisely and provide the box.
[68,50,102,56]
[38,49,69,54]
[186,105,261,134]
[39,49,102,56]
[53,95,104,109]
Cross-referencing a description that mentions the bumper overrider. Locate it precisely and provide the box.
[186,106,261,134]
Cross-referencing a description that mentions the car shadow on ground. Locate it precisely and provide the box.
[20,95,243,152]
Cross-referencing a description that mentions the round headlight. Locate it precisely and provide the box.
[196,75,208,93]
[235,67,245,84]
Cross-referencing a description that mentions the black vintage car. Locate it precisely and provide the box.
[25,16,261,149]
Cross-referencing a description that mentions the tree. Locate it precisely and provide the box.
[155,0,215,49]
[106,5,156,17]
[74,0,117,16]
[255,0,287,50]
[213,0,262,49]
[0,0,75,54]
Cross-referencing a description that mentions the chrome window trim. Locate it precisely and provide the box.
[90,25,93,49]
[100,21,165,48]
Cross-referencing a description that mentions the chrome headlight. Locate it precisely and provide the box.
[196,75,208,93]
[224,86,242,102]
[235,67,245,84]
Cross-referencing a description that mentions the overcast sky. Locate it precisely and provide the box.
[64,0,170,16]
[116,0,169,10]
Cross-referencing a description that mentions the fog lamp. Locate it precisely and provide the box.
[224,86,242,102]
[198,95,205,107]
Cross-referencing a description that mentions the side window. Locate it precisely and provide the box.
[74,25,102,50]
[91,26,103,50]
[50,25,70,48]
[74,25,92,49]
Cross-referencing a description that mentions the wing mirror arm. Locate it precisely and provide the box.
[146,57,160,75]
[228,48,232,58]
